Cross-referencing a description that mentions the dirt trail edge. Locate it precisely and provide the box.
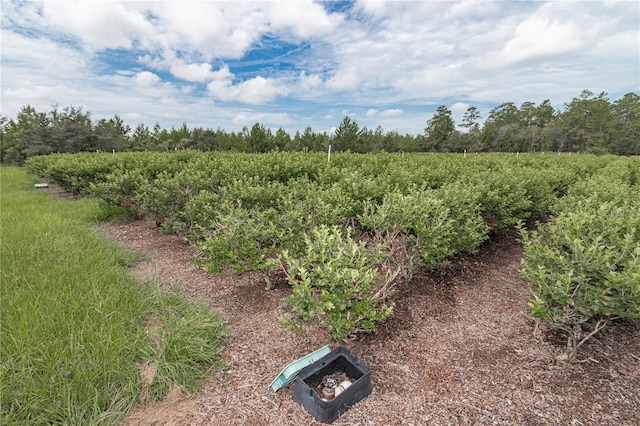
[102,220,640,426]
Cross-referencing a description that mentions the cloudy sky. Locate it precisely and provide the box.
[2,0,638,135]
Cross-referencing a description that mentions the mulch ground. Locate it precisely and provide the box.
[99,220,640,426]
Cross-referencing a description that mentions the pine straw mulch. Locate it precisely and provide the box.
[98,220,640,426]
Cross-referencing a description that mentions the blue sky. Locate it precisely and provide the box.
[2,0,638,135]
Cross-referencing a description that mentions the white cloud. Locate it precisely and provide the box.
[41,1,153,51]
[231,111,295,129]
[355,0,388,17]
[169,61,216,83]
[205,66,235,93]
[1,29,87,76]
[266,0,340,38]
[300,71,323,91]
[325,67,360,91]
[151,2,261,60]
[381,109,403,117]
[450,103,470,115]
[476,15,584,70]
[449,102,472,129]
[1,29,89,114]
[5,83,79,104]
[233,77,289,104]
[355,0,448,21]
[121,112,144,122]
[366,108,403,118]
[207,70,288,104]
[135,71,160,87]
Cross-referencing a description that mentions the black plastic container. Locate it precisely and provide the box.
[292,346,372,423]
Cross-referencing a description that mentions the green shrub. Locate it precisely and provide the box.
[437,182,489,254]
[470,171,532,230]
[195,202,278,273]
[88,169,148,218]
[359,190,455,269]
[520,196,640,361]
[279,225,397,340]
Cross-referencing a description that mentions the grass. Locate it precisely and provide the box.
[0,167,228,425]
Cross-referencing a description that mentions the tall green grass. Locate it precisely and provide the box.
[0,167,227,425]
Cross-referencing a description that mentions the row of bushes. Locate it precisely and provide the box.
[520,162,640,360]
[26,151,636,340]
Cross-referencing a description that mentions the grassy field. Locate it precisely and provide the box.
[0,167,227,425]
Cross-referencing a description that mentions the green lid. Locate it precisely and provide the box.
[269,345,331,392]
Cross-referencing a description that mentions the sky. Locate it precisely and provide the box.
[2,0,639,136]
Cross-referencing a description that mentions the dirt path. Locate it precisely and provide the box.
[102,220,640,425]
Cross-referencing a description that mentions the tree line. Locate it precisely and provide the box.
[1,90,638,164]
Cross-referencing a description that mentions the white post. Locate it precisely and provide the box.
[327,143,332,165]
